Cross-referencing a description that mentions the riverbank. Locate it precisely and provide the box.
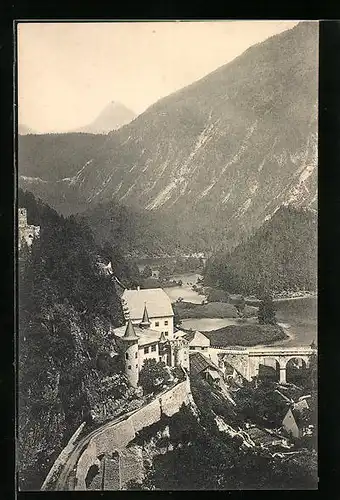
[273,293,317,303]
[202,323,288,348]
[174,301,258,320]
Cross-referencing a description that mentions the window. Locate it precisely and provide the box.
[151,345,156,352]
[125,353,129,360]
[155,321,159,327]
[164,320,168,326]
[128,365,131,370]
[135,352,138,359]
[159,357,162,362]
[144,346,149,354]
[136,364,138,368]
[165,331,168,336]
[189,346,195,350]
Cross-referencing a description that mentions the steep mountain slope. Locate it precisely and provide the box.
[18,188,131,490]
[19,22,318,249]
[18,133,111,214]
[73,101,136,134]
[204,206,317,295]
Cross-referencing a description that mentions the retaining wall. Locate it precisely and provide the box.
[41,422,86,491]
[73,377,191,490]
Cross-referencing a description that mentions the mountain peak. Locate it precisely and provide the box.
[74,101,136,135]
[18,124,36,135]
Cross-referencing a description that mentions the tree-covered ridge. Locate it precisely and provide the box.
[78,199,199,257]
[18,189,130,490]
[204,206,317,296]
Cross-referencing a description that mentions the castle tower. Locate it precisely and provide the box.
[19,208,28,227]
[18,207,40,251]
[139,302,151,329]
[121,319,139,388]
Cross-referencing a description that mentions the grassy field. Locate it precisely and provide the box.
[203,324,287,347]
[174,301,258,320]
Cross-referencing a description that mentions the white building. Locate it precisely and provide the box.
[114,295,189,387]
[175,329,210,353]
[121,288,174,339]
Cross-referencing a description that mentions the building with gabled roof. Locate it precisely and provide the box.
[178,330,210,353]
[282,399,311,439]
[189,351,222,378]
[113,302,189,388]
[122,288,174,339]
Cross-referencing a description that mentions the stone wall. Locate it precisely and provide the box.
[41,422,86,491]
[71,376,190,490]
[160,377,191,417]
[221,353,250,380]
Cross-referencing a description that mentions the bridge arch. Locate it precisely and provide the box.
[285,356,309,385]
[257,357,281,382]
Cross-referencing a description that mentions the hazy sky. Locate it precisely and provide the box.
[18,20,299,133]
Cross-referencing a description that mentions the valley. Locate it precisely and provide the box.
[19,22,318,253]
[17,20,318,492]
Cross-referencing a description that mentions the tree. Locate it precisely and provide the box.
[257,295,277,325]
[142,265,152,279]
[172,305,182,328]
[139,359,171,395]
[235,296,246,318]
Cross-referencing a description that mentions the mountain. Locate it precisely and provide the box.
[18,124,36,135]
[19,22,318,251]
[73,101,136,134]
[203,205,317,296]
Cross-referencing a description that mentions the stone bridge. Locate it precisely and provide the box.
[217,346,317,384]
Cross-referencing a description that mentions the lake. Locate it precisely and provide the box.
[163,273,317,347]
[181,317,241,331]
[163,273,205,304]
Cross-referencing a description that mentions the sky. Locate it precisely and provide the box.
[18,20,299,133]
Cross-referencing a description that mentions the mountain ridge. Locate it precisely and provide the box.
[19,22,318,250]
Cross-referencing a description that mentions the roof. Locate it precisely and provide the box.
[174,329,187,339]
[247,428,276,446]
[293,399,309,412]
[184,330,210,347]
[140,303,151,327]
[189,351,221,377]
[283,405,310,429]
[122,319,139,341]
[206,368,220,380]
[113,323,162,347]
[122,288,174,320]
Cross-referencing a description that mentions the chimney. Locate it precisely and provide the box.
[137,286,140,291]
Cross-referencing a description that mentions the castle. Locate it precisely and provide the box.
[18,208,40,250]
[113,288,189,388]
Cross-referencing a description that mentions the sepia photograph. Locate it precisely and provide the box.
[17,20,318,491]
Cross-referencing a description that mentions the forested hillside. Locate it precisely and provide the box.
[19,23,318,252]
[78,200,197,257]
[18,189,137,490]
[204,206,317,296]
